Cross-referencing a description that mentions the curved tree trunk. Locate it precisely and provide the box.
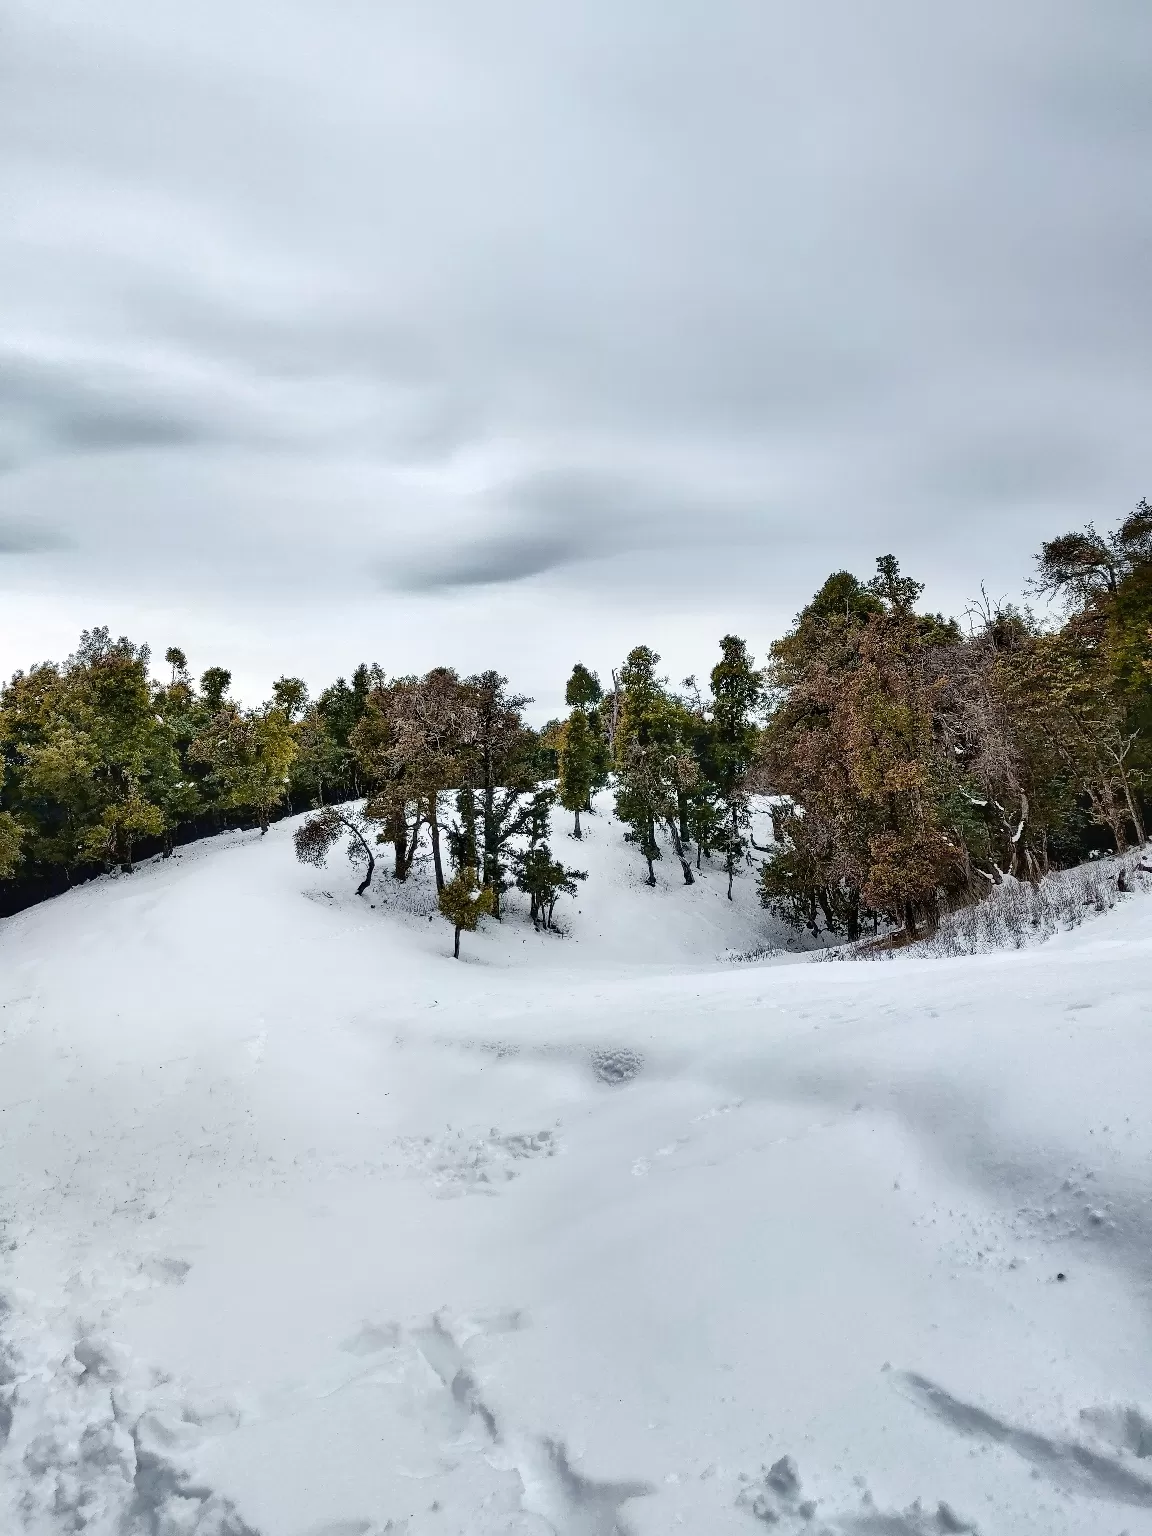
[664,817,695,886]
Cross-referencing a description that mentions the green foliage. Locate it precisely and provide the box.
[707,635,763,897]
[565,662,603,709]
[0,811,22,879]
[511,788,586,929]
[199,667,232,710]
[438,866,496,957]
[558,709,598,835]
[272,676,309,722]
[612,647,699,885]
[190,704,298,834]
[293,804,377,895]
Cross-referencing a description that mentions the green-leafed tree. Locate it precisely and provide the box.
[558,708,598,838]
[511,788,586,929]
[612,646,697,886]
[191,703,298,834]
[438,865,496,959]
[460,670,539,914]
[708,636,763,898]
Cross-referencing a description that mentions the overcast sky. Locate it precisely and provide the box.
[2,0,1149,715]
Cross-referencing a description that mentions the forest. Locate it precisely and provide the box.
[1,504,1149,949]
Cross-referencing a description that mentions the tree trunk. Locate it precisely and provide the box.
[1118,763,1146,845]
[456,786,478,869]
[355,847,375,896]
[454,925,461,958]
[726,859,734,900]
[573,806,582,839]
[429,796,445,893]
[664,817,695,885]
[482,784,500,916]
[677,790,690,844]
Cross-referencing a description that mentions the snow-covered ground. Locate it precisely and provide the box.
[3,799,1152,1535]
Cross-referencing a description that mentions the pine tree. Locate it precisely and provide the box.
[709,636,763,899]
[438,866,496,958]
[511,788,586,928]
[558,708,597,837]
[613,646,696,885]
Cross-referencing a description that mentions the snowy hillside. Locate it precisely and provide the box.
[3,805,1152,1536]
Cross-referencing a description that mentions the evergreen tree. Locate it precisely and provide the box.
[565,662,603,709]
[708,635,763,898]
[438,866,495,958]
[558,708,597,837]
[460,670,539,914]
[511,788,586,928]
[613,646,696,885]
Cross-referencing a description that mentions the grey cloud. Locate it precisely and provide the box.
[398,530,582,592]
[0,354,236,464]
[392,467,769,592]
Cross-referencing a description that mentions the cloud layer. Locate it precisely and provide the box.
[2,0,1150,705]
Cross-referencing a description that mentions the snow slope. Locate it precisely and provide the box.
[3,802,1152,1535]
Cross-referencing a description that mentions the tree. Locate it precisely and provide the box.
[757,561,966,939]
[164,647,189,684]
[350,687,422,881]
[438,866,496,958]
[0,812,20,879]
[191,703,298,834]
[558,709,598,837]
[708,636,763,898]
[511,788,586,929]
[292,705,351,807]
[613,646,696,885]
[200,667,232,711]
[293,804,377,895]
[460,670,539,914]
[565,662,603,709]
[272,676,309,723]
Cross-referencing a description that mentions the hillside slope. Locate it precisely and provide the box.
[2,807,1152,1535]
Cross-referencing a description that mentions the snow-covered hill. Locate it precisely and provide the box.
[3,804,1152,1536]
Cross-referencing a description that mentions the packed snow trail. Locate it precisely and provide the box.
[2,804,1152,1534]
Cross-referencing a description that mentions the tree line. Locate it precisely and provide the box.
[1,504,1148,948]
